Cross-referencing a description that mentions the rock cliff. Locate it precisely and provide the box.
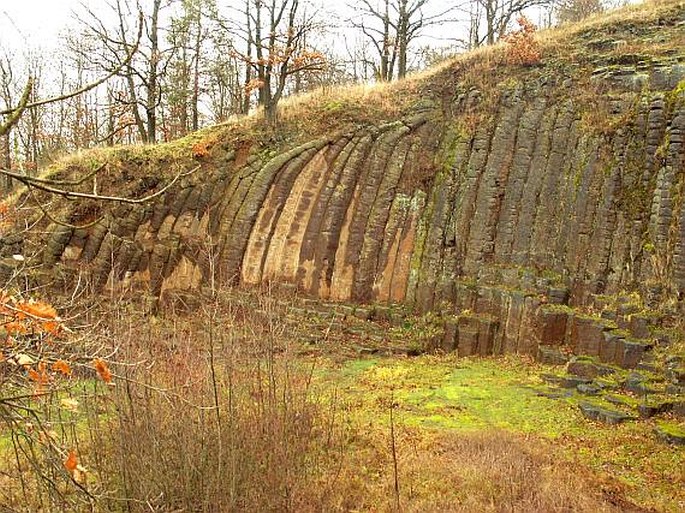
[2,1,685,366]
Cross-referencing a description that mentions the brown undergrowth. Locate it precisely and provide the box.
[1,289,659,512]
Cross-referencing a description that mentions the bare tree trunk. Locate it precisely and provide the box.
[381,0,391,81]
[192,3,202,131]
[255,0,268,110]
[147,0,161,143]
[242,0,254,115]
[115,0,148,142]
[397,0,408,79]
[486,0,496,45]
[1,134,10,191]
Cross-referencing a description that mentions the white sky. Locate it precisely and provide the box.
[0,0,464,54]
[1,0,78,51]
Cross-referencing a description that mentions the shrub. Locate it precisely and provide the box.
[505,16,542,66]
[0,291,113,510]
[0,292,347,512]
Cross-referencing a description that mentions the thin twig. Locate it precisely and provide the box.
[27,188,105,230]
[1,165,200,204]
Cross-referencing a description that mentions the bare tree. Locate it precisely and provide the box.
[0,14,142,195]
[351,0,455,81]
[73,0,170,143]
[222,0,326,123]
[165,0,217,138]
[0,52,19,191]
[468,0,552,46]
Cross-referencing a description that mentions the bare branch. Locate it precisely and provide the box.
[0,164,106,187]
[0,12,144,116]
[27,187,105,230]
[0,164,200,205]
[0,78,33,137]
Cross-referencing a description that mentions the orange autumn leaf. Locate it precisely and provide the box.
[28,362,50,393]
[42,320,61,336]
[93,358,112,383]
[4,321,27,335]
[16,300,58,320]
[0,294,11,315]
[192,141,209,158]
[52,359,72,377]
[64,449,78,473]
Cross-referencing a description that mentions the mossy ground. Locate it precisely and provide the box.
[2,286,683,511]
[313,354,684,512]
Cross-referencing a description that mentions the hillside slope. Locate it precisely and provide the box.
[2,0,685,365]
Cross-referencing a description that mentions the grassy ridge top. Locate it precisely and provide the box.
[7,0,683,209]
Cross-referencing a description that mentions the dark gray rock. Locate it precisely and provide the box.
[579,402,636,424]
[577,383,603,395]
[628,314,652,339]
[537,346,570,366]
[665,367,685,386]
[637,401,673,418]
[561,376,593,389]
[655,427,685,446]
[567,358,616,379]
[623,372,655,395]
[618,340,652,369]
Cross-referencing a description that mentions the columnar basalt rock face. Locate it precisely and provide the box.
[2,6,685,366]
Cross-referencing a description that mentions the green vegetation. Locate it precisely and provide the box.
[315,354,684,512]
[3,287,683,512]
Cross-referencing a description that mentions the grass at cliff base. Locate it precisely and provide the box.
[2,298,683,512]
[311,354,684,512]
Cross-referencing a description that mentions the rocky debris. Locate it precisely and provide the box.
[537,346,570,366]
[577,383,603,395]
[655,425,685,446]
[541,374,565,387]
[535,388,573,400]
[628,314,652,338]
[623,372,656,395]
[567,358,616,379]
[604,394,634,408]
[619,340,654,369]
[578,402,636,424]
[665,359,685,387]
[538,352,683,437]
[637,401,673,418]
[591,60,685,91]
[562,376,594,389]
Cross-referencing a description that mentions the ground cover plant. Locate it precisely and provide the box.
[1,288,682,512]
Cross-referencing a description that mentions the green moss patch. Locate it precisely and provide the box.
[314,354,684,512]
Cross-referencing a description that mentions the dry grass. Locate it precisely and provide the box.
[1,289,659,513]
[333,428,647,513]
[538,0,685,60]
[28,0,683,194]
[539,0,684,42]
